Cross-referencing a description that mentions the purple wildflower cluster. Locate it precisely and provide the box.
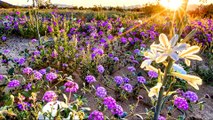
[88,110,104,120]
[103,96,117,110]
[127,66,136,72]
[97,65,105,74]
[7,80,20,88]
[122,83,133,93]
[33,70,43,80]
[96,86,107,98]
[103,96,124,116]
[17,102,31,111]
[110,104,124,116]
[182,19,213,45]
[148,70,158,78]
[42,91,57,102]
[85,75,96,83]
[174,97,189,110]
[22,67,33,75]
[46,72,58,81]
[137,76,146,83]
[114,76,123,85]
[64,81,79,93]
[158,116,166,120]
[183,91,198,102]
[0,74,4,81]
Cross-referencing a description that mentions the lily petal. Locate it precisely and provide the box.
[141,59,152,68]
[173,64,187,74]
[159,33,170,47]
[171,72,202,90]
[170,52,179,61]
[145,65,159,73]
[150,44,165,52]
[148,82,162,97]
[185,55,202,61]
[170,34,179,47]
[179,46,200,57]
[185,59,191,66]
[156,54,168,63]
[174,43,187,51]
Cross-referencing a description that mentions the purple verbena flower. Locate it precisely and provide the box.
[85,75,96,83]
[137,76,146,84]
[127,66,136,72]
[51,49,58,58]
[33,70,43,80]
[3,49,10,54]
[103,96,117,110]
[64,81,79,93]
[0,74,4,81]
[46,72,58,81]
[123,77,130,83]
[88,110,104,120]
[18,58,26,65]
[31,39,37,43]
[114,76,123,85]
[42,91,57,102]
[39,69,46,75]
[148,71,158,78]
[97,65,105,74]
[123,83,133,93]
[110,104,123,116]
[96,87,107,98]
[158,116,166,120]
[24,83,32,91]
[17,102,31,111]
[174,97,188,110]
[1,36,7,41]
[22,67,33,75]
[184,91,198,102]
[7,80,20,88]
[33,50,40,56]
[113,57,119,61]
[48,26,53,33]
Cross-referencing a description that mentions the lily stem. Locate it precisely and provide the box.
[153,59,173,120]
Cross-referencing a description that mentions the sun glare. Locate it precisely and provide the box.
[160,0,183,10]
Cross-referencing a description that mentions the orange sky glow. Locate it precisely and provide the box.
[2,0,213,7]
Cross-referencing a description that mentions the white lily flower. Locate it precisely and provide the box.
[38,101,72,120]
[151,33,187,63]
[140,48,159,68]
[179,46,202,66]
[173,64,187,74]
[148,82,162,97]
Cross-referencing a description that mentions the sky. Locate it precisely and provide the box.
[1,0,213,7]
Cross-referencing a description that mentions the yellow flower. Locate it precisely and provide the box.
[151,33,187,63]
[148,82,162,97]
[163,91,176,96]
[178,46,202,66]
[144,65,158,73]
[140,48,159,68]
[171,72,202,90]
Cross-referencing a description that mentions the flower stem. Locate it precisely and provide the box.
[153,59,173,120]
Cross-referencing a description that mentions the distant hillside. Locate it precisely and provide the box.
[0,1,15,8]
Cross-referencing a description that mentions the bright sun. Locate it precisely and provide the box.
[160,0,183,10]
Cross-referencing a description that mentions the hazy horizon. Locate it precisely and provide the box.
[1,0,213,7]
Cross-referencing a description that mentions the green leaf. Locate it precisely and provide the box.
[72,104,78,111]
[21,91,31,97]
[5,95,14,106]
[181,29,197,43]
[7,68,14,75]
